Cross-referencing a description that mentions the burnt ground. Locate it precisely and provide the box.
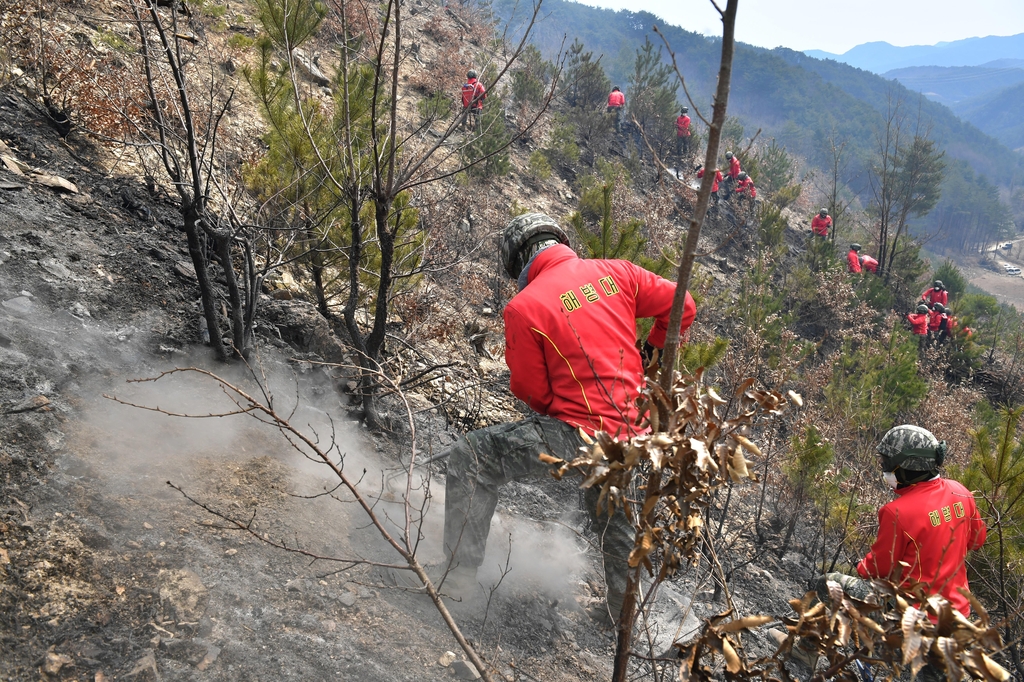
[0,92,821,682]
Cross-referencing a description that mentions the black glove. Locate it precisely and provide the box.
[641,340,659,367]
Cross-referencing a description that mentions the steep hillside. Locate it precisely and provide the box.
[496,0,1024,190]
[805,33,1024,73]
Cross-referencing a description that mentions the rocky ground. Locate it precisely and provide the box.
[0,41,827,682]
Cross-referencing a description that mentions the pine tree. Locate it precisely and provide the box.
[563,38,609,109]
[626,37,677,156]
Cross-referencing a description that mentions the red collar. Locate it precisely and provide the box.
[527,244,578,285]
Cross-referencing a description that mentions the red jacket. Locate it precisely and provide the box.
[857,477,986,616]
[504,244,696,437]
[921,287,948,307]
[697,168,723,192]
[847,250,862,273]
[811,215,832,237]
[461,78,486,109]
[735,177,756,198]
[728,156,741,179]
[607,90,625,107]
[907,313,929,335]
[928,309,948,332]
[676,114,691,137]
[861,255,878,273]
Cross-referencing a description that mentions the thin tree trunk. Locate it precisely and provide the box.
[612,3,738,680]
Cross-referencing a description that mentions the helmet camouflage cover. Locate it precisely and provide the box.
[916,304,929,313]
[877,424,946,472]
[501,213,570,279]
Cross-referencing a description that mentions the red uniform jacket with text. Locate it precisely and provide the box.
[676,115,691,137]
[607,91,625,107]
[811,215,832,237]
[504,245,696,437]
[461,79,486,109]
[922,287,948,307]
[847,250,862,273]
[857,477,986,616]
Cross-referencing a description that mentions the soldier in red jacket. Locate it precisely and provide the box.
[461,69,486,131]
[675,107,691,159]
[921,280,948,307]
[860,254,878,273]
[772,425,986,670]
[696,165,723,204]
[734,172,756,201]
[722,150,741,197]
[847,244,862,273]
[607,86,625,132]
[908,303,929,350]
[811,208,832,238]
[437,213,696,623]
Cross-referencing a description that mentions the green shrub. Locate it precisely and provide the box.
[528,150,551,181]
[933,259,968,303]
[543,115,580,166]
[229,33,256,49]
[417,92,451,123]
[773,183,802,209]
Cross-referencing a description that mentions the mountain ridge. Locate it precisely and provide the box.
[805,33,1024,74]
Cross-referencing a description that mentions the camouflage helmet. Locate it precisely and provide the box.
[501,213,569,279]
[725,151,734,159]
[737,171,748,181]
[916,304,929,314]
[850,243,862,252]
[877,425,946,472]
[467,69,478,79]
[932,302,945,313]
[681,106,689,114]
[820,208,829,216]
[934,280,944,289]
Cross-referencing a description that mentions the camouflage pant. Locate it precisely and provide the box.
[443,414,634,613]
[815,573,945,682]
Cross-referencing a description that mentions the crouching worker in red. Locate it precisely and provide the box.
[432,213,696,624]
[860,253,878,274]
[770,426,986,677]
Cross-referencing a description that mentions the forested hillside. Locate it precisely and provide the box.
[497,0,1024,192]
[954,81,1024,151]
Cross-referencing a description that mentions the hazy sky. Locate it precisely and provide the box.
[572,0,1024,54]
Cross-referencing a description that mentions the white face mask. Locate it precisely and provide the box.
[882,472,898,490]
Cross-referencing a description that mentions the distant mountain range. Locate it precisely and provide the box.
[805,34,1024,74]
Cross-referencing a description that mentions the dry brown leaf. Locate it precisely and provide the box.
[706,387,727,404]
[721,637,741,673]
[716,614,772,633]
[538,453,563,465]
[787,390,803,406]
[728,448,750,481]
[732,434,762,456]
[628,529,654,568]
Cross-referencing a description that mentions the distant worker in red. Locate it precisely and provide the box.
[847,243,862,273]
[696,164,723,204]
[908,303,930,350]
[722,150,741,197]
[607,86,625,132]
[929,302,949,345]
[461,69,486,131]
[675,107,691,159]
[860,253,878,274]
[811,208,832,238]
[734,172,756,201]
[921,280,948,307]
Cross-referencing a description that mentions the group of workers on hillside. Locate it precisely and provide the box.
[810,210,971,349]
[696,150,756,206]
[409,192,986,666]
